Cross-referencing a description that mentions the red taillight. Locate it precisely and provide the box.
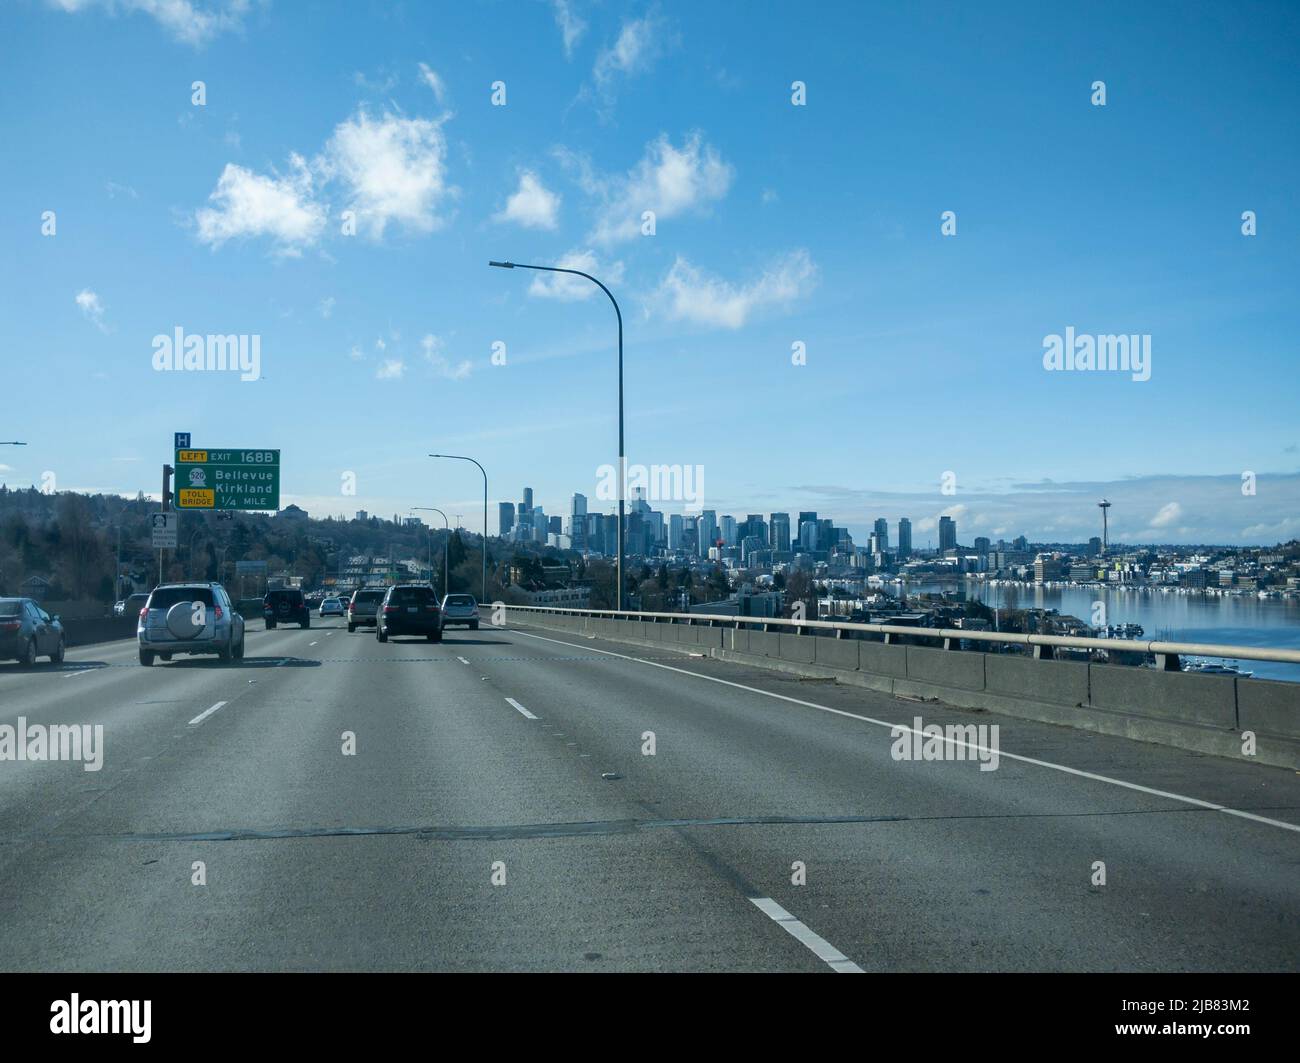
[0,621,19,632]
[214,606,223,620]
[139,608,149,619]
[384,605,397,613]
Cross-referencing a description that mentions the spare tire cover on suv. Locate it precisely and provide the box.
[165,601,205,639]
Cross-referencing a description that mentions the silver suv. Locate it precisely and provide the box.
[346,588,385,632]
[138,582,245,666]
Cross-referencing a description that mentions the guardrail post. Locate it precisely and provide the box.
[1033,644,1055,660]
[883,632,895,645]
[942,636,957,650]
[1154,652,1181,671]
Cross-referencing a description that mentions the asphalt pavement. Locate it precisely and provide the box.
[1,616,1296,971]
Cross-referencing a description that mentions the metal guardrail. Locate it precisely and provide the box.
[499,604,1300,668]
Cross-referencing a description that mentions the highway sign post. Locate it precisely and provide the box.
[174,448,280,511]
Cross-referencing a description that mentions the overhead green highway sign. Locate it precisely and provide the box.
[174,448,280,510]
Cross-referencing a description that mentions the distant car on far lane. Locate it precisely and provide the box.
[320,597,344,617]
[439,594,479,630]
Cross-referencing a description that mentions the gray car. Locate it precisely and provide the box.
[0,598,66,666]
[137,582,245,666]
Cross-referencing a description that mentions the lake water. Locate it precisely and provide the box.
[909,579,1300,683]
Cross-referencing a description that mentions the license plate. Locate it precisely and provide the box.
[407,606,418,613]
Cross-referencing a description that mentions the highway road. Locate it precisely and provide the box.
[1,617,1297,972]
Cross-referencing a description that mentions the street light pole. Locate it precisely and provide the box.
[489,259,625,610]
[428,454,488,602]
[412,507,450,599]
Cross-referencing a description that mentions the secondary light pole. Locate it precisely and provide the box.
[411,506,450,599]
[489,259,625,609]
[429,454,488,602]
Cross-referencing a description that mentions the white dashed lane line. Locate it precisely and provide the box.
[505,697,538,720]
[749,897,864,973]
[188,701,228,727]
[457,656,470,665]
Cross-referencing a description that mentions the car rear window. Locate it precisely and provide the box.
[149,587,215,609]
[0,599,22,617]
[444,595,475,606]
[389,588,435,606]
[266,591,303,604]
[354,591,385,603]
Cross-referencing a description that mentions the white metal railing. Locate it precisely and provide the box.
[497,603,1300,667]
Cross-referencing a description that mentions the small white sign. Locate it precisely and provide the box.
[151,512,179,549]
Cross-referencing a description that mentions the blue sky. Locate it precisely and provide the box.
[2,0,1298,545]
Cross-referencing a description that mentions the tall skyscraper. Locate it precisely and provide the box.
[698,510,718,557]
[799,520,818,551]
[721,515,737,547]
[498,502,515,537]
[668,514,684,550]
[571,493,587,518]
[873,518,889,552]
[898,518,912,559]
[939,515,957,552]
[521,487,533,512]
[769,512,791,552]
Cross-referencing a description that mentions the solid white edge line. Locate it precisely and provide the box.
[188,700,228,727]
[750,897,864,973]
[505,697,539,720]
[511,629,1300,836]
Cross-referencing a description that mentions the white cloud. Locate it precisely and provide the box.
[318,297,335,319]
[417,62,448,105]
[375,359,405,380]
[421,334,473,380]
[551,0,586,58]
[194,155,326,255]
[47,0,250,47]
[321,109,453,239]
[575,133,733,245]
[594,12,666,86]
[75,288,108,332]
[348,345,365,361]
[493,170,560,230]
[527,248,625,302]
[1149,502,1183,528]
[653,250,817,329]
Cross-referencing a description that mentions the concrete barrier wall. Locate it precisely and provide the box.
[1089,665,1237,728]
[62,616,137,647]
[505,610,1300,769]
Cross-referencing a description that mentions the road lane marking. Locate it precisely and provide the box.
[457,656,470,665]
[188,701,228,727]
[309,641,318,646]
[62,669,95,679]
[750,897,864,973]
[513,630,1300,837]
[505,697,538,720]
